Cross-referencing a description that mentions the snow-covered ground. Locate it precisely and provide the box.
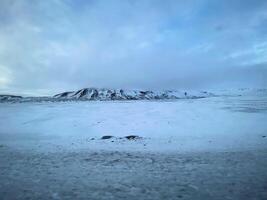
[0,95,267,199]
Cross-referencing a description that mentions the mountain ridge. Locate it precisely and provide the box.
[53,87,213,100]
[1,88,267,103]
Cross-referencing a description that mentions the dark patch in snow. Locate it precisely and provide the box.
[101,136,114,140]
[125,135,142,140]
[79,88,89,98]
[53,92,71,98]
[99,135,143,140]
[73,89,82,96]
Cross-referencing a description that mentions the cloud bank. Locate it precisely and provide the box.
[0,0,266,95]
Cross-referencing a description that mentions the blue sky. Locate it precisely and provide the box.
[0,0,266,95]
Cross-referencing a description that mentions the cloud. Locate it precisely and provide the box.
[0,0,266,95]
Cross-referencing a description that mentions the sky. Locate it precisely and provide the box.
[0,0,267,96]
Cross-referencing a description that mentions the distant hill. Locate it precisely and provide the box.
[0,95,22,101]
[53,88,214,100]
[1,88,267,103]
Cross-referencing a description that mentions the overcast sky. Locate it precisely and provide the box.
[0,0,267,95]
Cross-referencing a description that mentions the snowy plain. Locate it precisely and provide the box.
[0,94,267,199]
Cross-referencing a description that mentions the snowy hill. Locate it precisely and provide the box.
[53,88,214,100]
[0,95,22,101]
[1,88,267,103]
[210,88,267,97]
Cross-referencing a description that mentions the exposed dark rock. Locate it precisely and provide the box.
[101,135,114,140]
[110,92,116,100]
[140,91,148,95]
[125,135,142,140]
[79,89,89,98]
[53,92,71,98]
[91,89,98,99]
[73,89,82,96]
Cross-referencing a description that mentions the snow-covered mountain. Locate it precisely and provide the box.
[1,88,266,103]
[53,88,214,100]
